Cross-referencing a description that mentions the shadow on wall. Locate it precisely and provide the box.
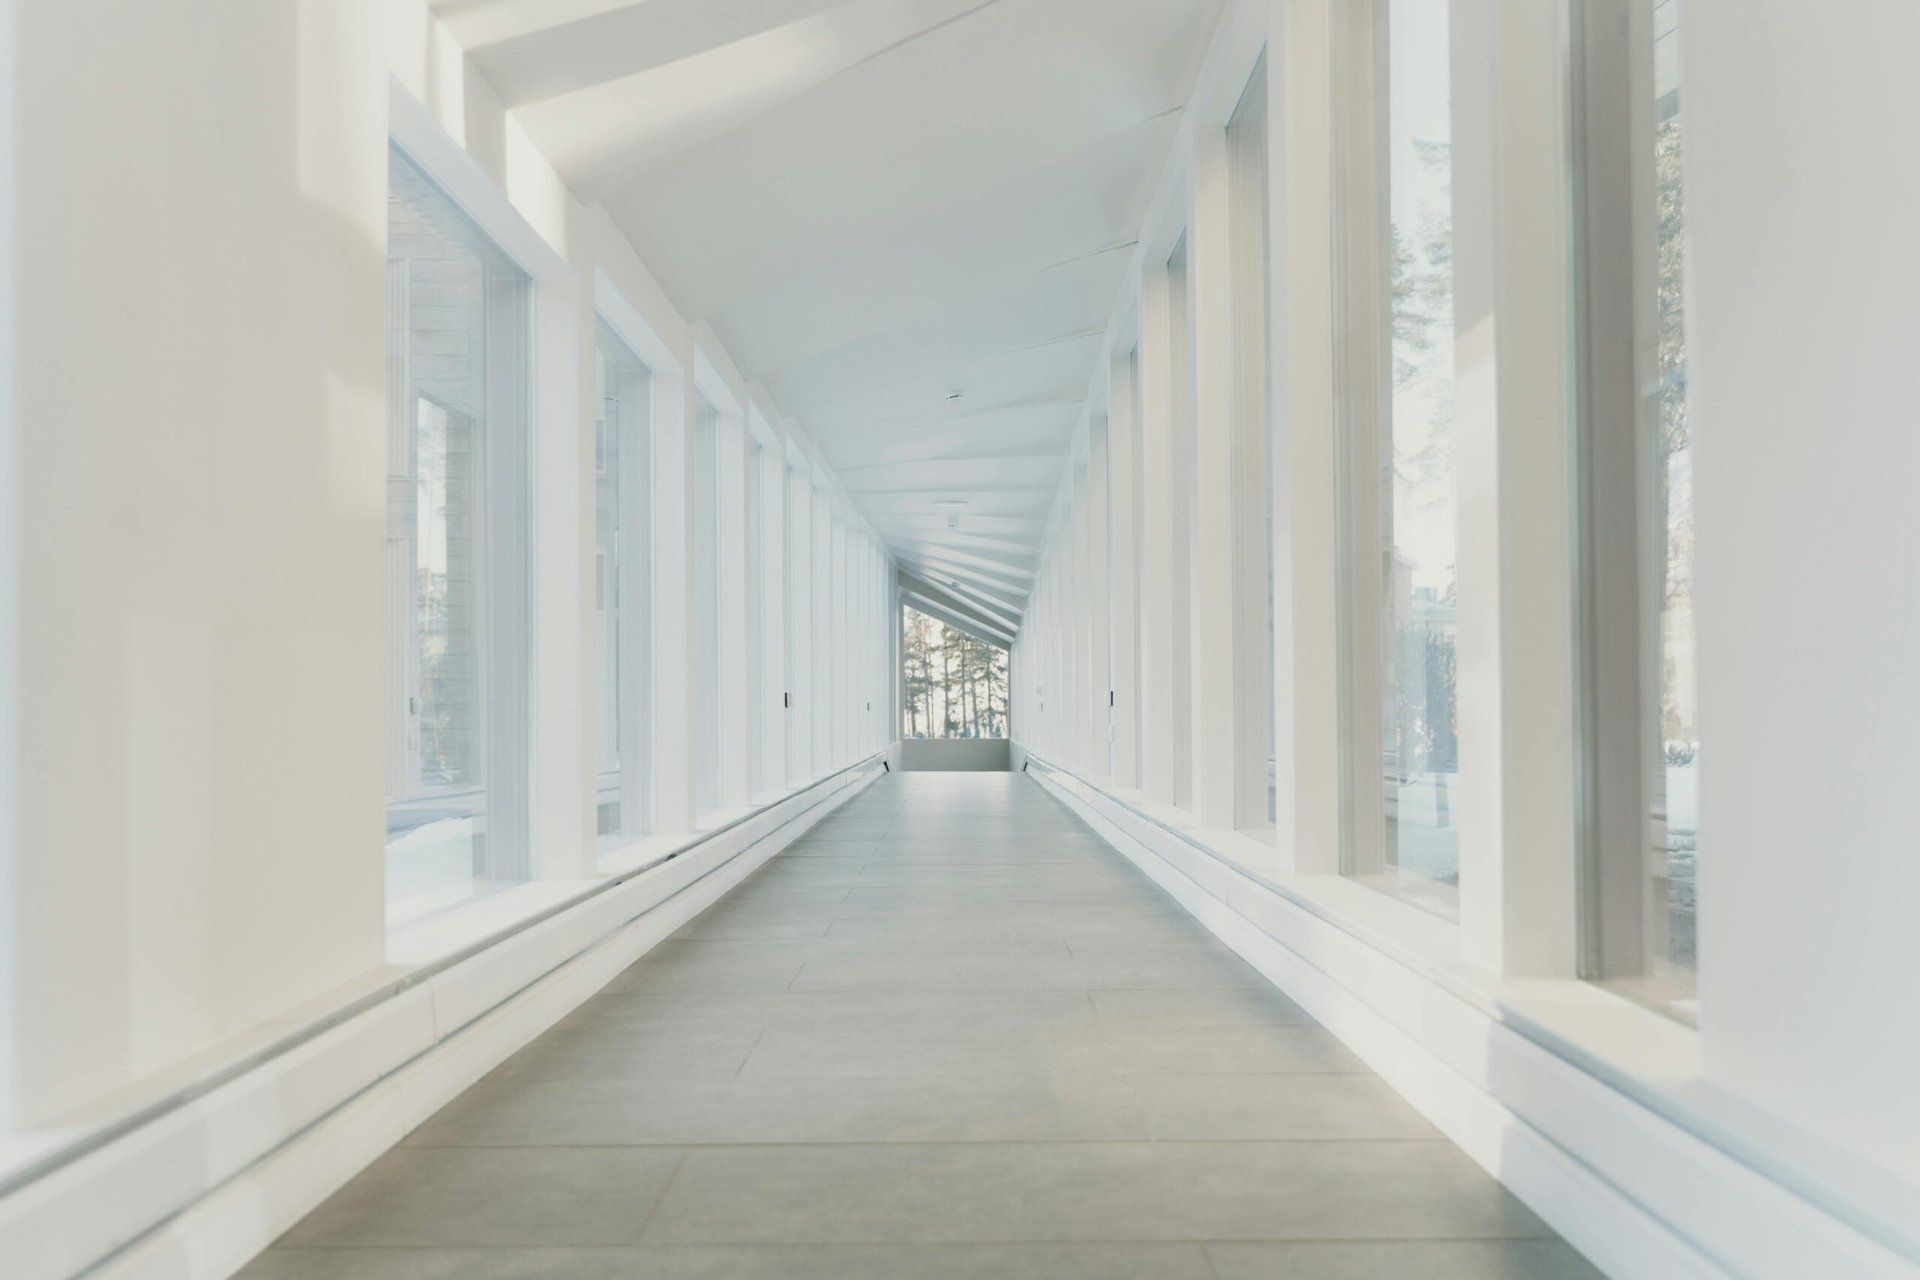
[900,739,1012,772]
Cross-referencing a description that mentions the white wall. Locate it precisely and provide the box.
[1687,0,1920,1162]
[8,0,390,1125]
[0,0,896,1138]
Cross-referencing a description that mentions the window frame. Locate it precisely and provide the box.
[1331,0,1466,921]
[592,317,654,842]
[382,141,537,925]
[1572,0,1700,1019]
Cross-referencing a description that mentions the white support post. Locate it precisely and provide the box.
[1278,0,1342,873]
[1451,0,1579,976]
[786,467,812,782]
[1086,415,1112,781]
[1075,450,1105,771]
[538,244,592,878]
[834,518,848,764]
[812,486,831,774]
[716,410,749,806]
[1136,266,1178,805]
[1188,128,1239,831]
[757,443,786,794]
[1073,459,1094,771]
[617,364,653,833]
[652,361,692,835]
[1107,350,1141,792]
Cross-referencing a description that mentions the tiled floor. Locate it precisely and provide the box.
[241,773,1603,1279]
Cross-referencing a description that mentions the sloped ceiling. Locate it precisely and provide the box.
[428,0,1227,618]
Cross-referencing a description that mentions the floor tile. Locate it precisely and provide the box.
[1124,1073,1440,1139]
[1205,1240,1606,1279]
[1088,985,1314,1027]
[410,1072,1147,1145]
[603,939,813,994]
[241,1243,1217,1279]
[281,1147,684,1247]
[643,1141,1549,1244]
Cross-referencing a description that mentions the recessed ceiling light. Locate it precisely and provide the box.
[933,499,969,509]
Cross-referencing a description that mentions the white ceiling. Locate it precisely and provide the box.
[428,0,1227,617]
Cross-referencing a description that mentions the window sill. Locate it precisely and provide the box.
[387,879,601,969]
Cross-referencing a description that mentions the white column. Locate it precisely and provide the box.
[536,232,592,876]
[652,362,693,834]
[1270,0,1329,869]
[1451,0,1578,976]
[717,410,749,805]
[617,368,653,832]
[1074,450,1097,773]
[1085,415,1112,781]
[812,489,832,773]
[1136,266,1178,804]
[757,443,786,794]
[1188,129,1239,830]
[786,467,812,782]
[1107,350,1141,791]
[833,518,848,764]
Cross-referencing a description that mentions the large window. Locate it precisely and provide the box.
[1578,0,1697,1016]
[595,320,651,841]
[1229,59,1276,843]
[691,394,720,816]
[901,606,1009,739]
[383,146,532,924]
[1339,0,1461,918]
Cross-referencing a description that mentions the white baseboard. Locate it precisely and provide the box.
[1026,757,1915,1280]
[0,759,885,1280]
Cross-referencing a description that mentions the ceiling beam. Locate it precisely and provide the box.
[895,563,1023,628]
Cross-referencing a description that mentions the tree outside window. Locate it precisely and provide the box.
[900,606,1009,739]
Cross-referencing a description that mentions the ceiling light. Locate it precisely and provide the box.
[946,390,965,401]
[933,499,969,509]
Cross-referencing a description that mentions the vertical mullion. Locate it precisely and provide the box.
[1333,0,1389,879]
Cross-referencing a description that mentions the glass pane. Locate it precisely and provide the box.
[1649,0,1698,1006]
[595,318,650,841]
[384,146,530,924]
[1367,0,1460,916]
[900,605,1010,739]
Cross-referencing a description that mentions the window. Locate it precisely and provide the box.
[595,319,651,841]
[1166,235,1195,810]
[1577,0,1697,1016]
[901,605,1010,739]
[1229,59,1277,843]
[691,394,720,816]
[383,146,532,924]
[1339,0,1461,918]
